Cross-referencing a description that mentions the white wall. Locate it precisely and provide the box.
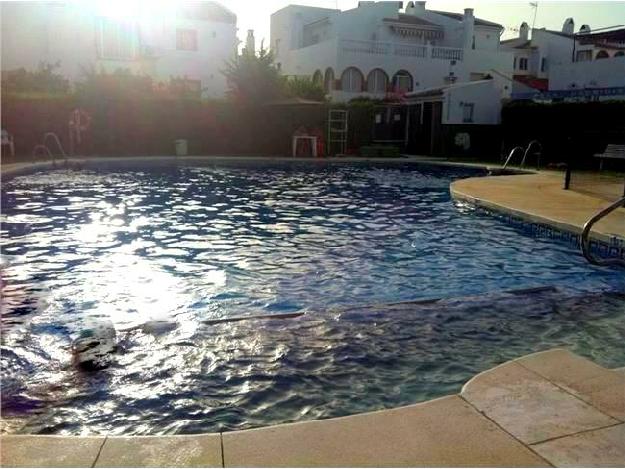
[549,55,625,90]
[443,80,502,125]
[271,2,513,102]
[1,1,237,98]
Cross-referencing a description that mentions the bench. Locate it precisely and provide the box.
[594,144,625,170]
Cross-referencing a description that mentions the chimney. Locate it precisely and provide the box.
[463,8,475,49]
[562,18,574,35]
[519,22,529,40]
[579,24,591,34]
[405,1,415,14]
[413,1,426,13]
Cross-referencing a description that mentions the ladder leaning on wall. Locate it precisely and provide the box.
[327,109,348,156]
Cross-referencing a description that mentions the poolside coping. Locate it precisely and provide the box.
[450,172,625,246]
[2,348,624,467]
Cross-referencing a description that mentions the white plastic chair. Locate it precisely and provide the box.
[1,129,15,158]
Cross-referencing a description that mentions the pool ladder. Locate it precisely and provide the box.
[32,132,68,163]
[581,195,625,266]
[502,140,542,170]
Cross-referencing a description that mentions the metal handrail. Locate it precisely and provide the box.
[502,146,525,170]
[581,196,625,266]
[520,140,542,169]
[43,132,68,159]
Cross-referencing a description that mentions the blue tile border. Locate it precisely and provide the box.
[465,204,625,261]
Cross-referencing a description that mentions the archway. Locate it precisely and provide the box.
[366,68,389,93]
[392,70,413,93]
[324,68,335,92]
[341,67,364,92]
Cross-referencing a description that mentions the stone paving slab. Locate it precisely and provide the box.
[461,361,617,444]
[0,435,105,467]
[532,423,625,467]
[450,172,625,242]
[94,434,223,467]
[516,349,611,386]
[516,349,625,421]
[222,395,549,467]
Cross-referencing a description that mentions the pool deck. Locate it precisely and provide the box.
[2,348,624,467]
[451,171,625,244]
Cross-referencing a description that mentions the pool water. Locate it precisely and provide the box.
[1,159,624,435]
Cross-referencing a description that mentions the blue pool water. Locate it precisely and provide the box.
[1,159,624,435]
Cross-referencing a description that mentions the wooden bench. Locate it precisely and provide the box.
[594,144,625,170]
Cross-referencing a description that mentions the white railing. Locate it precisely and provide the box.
[431,46,463,61]
[340,39,463,61]
[393,43,427,58]
[341,39,391,55]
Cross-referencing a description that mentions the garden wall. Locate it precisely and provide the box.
[1,96,378,160]
[501,100,625,167]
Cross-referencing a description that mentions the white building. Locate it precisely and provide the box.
[270,1,514,103]
[0,1,238,98]
[501,18,625,94]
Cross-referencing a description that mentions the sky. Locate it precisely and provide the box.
[223,0,625,47]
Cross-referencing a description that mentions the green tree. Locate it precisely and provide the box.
[284,76,326,102]
[222,46,285,104]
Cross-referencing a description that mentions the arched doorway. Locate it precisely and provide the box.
[341,67,364,92]
[392,70,413,93]
[366,68,389,93]
[324,68,335,93]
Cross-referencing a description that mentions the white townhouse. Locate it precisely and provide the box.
[270,0,515,103]
[0,1,238,98]
[502,18,625,95]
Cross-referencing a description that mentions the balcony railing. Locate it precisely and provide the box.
[340,39,463,61]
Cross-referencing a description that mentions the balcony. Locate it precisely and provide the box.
[340,39,463,61]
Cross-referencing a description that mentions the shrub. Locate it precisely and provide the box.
[1,62,70,96]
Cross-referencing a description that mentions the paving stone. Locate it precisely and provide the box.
[222,395,549,467]
[0,435,104,467]
[532,423,625,467]
[94,434,223,467]
[461,361,617,444]
[569,379,625,422]
[516,349,611,386]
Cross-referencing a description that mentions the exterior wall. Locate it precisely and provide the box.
[272,2,513,103]
[270,5,339,68]
[0,1,237,98]
[442,81,502,125]
[530,29,574,77]
[548,55,625,90]
[473,26,502,51]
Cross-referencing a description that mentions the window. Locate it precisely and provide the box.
[366,69,388,93]
[97,17,137,60]
[176,29,198,51]
[576,50,592,62]
[519,57,528,70]
[274,39,280,55]
[513,57,517,69]
[462,103,475,123]
[541,58,547,72]
[615,51,625,57]
[392,70,413,93]
[341,67,363,92]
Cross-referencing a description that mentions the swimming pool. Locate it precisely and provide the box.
[1,159,624,435]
